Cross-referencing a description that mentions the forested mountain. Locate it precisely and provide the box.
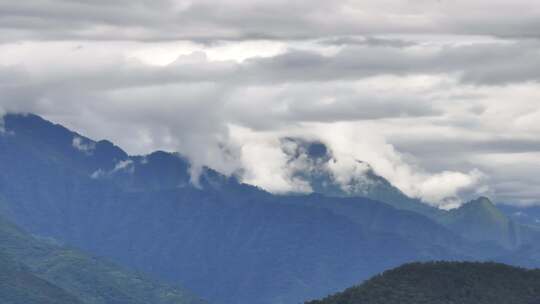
[306,262,540,304]
[0,252,82,304]
[0,212,204,304]
[439,197,521,248]
[0,113,538,304]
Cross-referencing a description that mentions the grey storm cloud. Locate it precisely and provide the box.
[1,0,540,207]
[319,36,418,48]
[246,41,540,85]
[2,40,539,90]
[1,0,540,42]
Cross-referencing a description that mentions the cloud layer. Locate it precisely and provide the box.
[1,0,540,207]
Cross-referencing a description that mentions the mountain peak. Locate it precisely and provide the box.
[453,196,503,217]
[460,197,499,215]
[280,137,440,216]
[444,196,518,248]
[474,196,495,206]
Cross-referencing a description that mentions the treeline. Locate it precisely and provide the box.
[307,261,540,304]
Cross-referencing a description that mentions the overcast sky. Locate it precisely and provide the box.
[1,0,539,208]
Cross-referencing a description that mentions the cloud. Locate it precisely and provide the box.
[90,169,106,179]
[1,1,540,43]
[305,122,487,207]
[112,159,134,173]
[228,123,487,208]
[245,41,540,85]
[319,36,418,48]
[415,169,486,207]
[1,1,540,206]
[0,43,537,205]
[72,136,96,154]
[233,129,312,193]
[90,159,135,179]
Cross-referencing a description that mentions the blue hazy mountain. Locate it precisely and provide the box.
[499,204,540,229]
[0,113,536,304]
[280,138,530,250]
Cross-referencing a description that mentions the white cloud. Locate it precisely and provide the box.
[90,169,106,179]
[72,136,96,154]
[415,169,486,207]
[227,122,487,207]
[112,159,134,173]
[90,160,134,179]
[231,126,312,193]
[306,122,487,207]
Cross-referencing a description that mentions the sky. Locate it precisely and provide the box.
[1,0,539,208]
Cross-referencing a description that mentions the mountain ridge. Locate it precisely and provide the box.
[0,112,538,304]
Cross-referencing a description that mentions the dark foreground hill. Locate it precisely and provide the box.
[307,262,540,304]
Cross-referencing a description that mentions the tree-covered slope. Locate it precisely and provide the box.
[439,197,521,248]
[0,252,83,304]
[0,213,205,304]
[307,262,540,304]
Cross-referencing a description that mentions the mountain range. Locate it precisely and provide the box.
[1,113,540,303]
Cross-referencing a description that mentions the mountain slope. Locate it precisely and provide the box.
[0,212,205,304]
[439,197,520,248]
[280,194,503,259]
[307,262,540,304]
[0,113,479,304]
[279,138,536,250]
[0,252,83,304]
[499,204,540,229]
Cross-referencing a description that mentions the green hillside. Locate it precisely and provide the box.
[439,197,519,248]
[307,262,540,304]
[0,213,205,304]
[0,252,83,304]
